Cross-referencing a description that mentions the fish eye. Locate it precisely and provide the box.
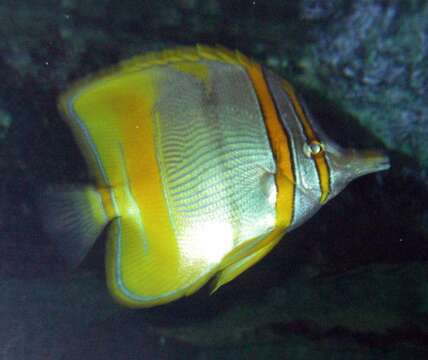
[303,141,324,158]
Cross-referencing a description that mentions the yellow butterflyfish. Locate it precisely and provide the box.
[43,46,390,308]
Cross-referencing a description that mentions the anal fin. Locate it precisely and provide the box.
[211,237,281,293]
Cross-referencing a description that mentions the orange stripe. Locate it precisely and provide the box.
[281,79,330,204]
[244,62,295,231]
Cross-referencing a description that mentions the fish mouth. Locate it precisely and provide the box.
[347,150,391,178]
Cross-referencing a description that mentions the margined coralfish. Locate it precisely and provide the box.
[45,46,390,308]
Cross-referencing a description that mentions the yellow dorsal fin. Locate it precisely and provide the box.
[118,45,257,73]
[59,45,257,114]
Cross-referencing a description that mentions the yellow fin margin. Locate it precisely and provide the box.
[118,44,258,74]
[211,235,281,293]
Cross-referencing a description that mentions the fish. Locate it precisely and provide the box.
[45,45,390,308]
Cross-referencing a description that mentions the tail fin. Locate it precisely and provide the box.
[39,185,109,269]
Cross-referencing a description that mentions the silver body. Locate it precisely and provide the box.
[154,61,278,266]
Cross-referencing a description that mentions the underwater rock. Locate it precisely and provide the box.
[298,0,428,172]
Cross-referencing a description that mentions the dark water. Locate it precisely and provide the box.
[1,1,428,359]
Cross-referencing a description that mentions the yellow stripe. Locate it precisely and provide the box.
[111,72,182,302]
[217,58,297,270]
[281,79,330,204]
[68,70,184,306]
[244,63,295,231]
[119,45,297,264]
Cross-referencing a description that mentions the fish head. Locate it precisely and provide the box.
[292,98,390,205]
[275,88,390,230]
